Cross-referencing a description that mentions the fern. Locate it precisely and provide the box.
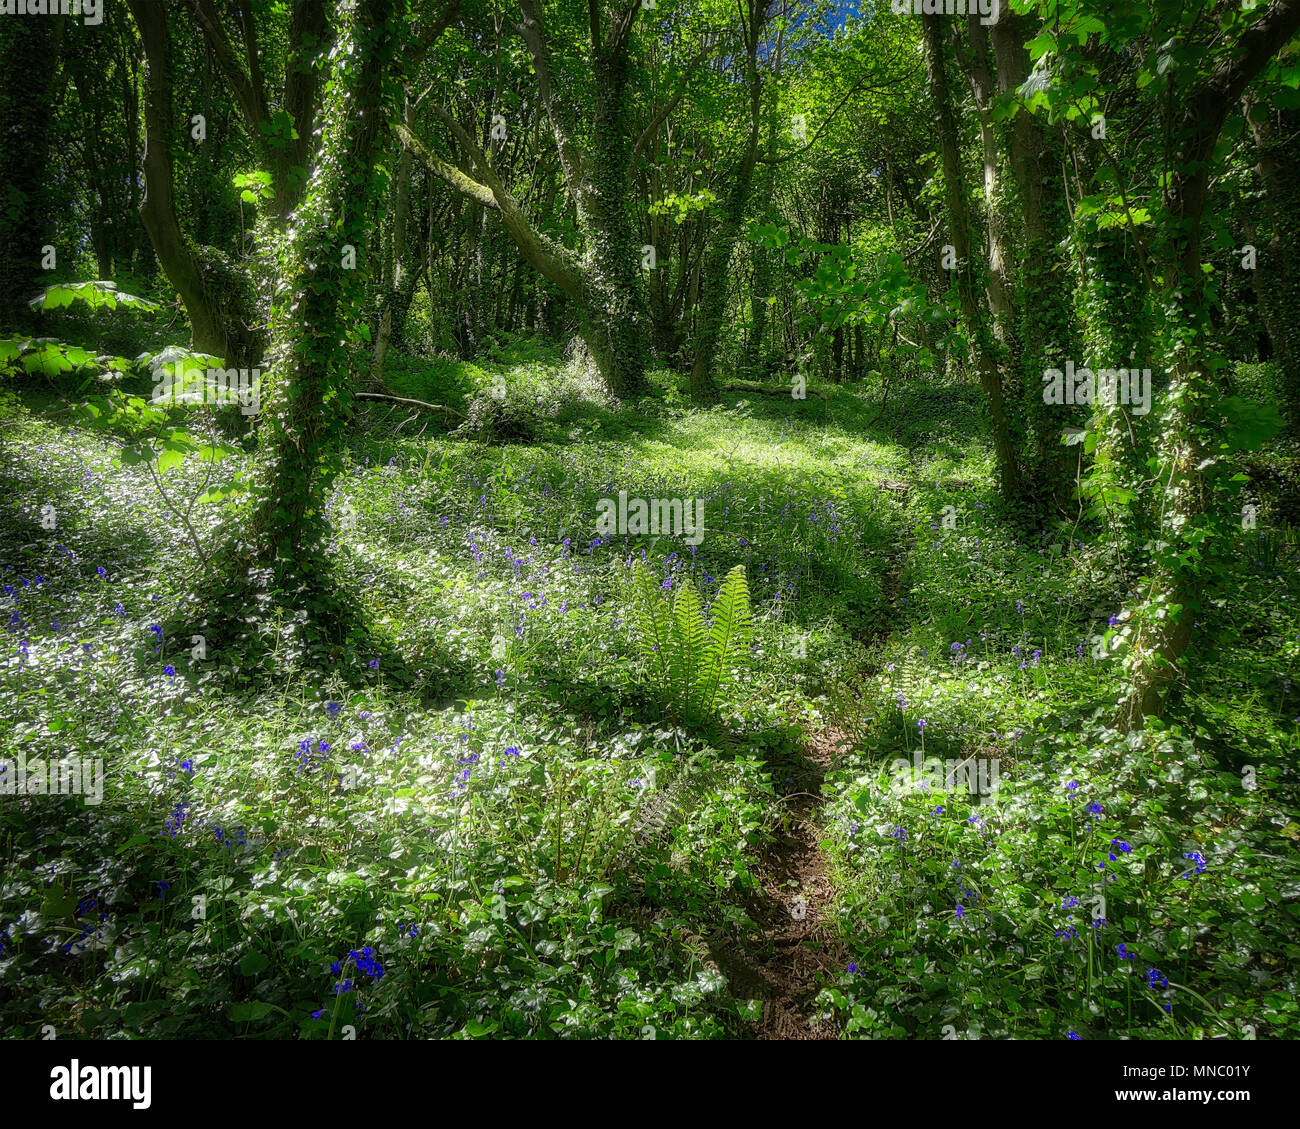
[601,757,730,878]
[670,579,707,725]
[701,565,752,713]
[631,562,751,726]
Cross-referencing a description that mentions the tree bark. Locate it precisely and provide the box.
[922,12,1023,500]
[1117,0,1300,730]
[127,0,229,358]
[243,0,398,567]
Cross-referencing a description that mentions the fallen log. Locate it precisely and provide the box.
[354,391,464,420]
[720,380,829,401]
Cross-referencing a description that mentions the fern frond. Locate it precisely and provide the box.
[602,759,730,878]
[670,578,707,725]
[632,563,671,694]
[702,565,751,712]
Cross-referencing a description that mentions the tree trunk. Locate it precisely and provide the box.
[243,0,397,567]
[922,12,1023,500]
[1116,0,1300,730]
[127,0,229,358]
[372,89,416,379]
[990,13,1075,501]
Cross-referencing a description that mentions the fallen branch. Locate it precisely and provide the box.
[721,380,829,401]
[354,391,464,420]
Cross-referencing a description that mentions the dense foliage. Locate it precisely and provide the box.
[2,0,1298,1042]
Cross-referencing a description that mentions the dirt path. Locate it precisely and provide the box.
[715,483,912,1038]
[705,728,850,1038]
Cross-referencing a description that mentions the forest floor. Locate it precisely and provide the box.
[2,346,1298,1040]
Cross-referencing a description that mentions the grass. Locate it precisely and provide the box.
[1,351,1298,1040]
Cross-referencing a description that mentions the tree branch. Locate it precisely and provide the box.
[354,392,464,419]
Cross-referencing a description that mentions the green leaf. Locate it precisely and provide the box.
[239,951,270,976]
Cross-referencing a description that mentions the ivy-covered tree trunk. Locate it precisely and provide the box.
[241,0,398,567]
[1076,222,1155,551]
[922,12,1023,501]
[1116,0,1300,730]
[568,28,651,398]
[745,88,781,380]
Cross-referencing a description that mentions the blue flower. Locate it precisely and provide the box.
[1067,1031,1081,1040]
[954,905,965,920]
[1116,943,1137,960]
[163,665,175,678]
[312,1009,325,1020]
[1180,851,1207,879]
[325,701,342,718]
[1146,968,1168,990]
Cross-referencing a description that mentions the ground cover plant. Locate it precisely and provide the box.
[2,0,1299,1045]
